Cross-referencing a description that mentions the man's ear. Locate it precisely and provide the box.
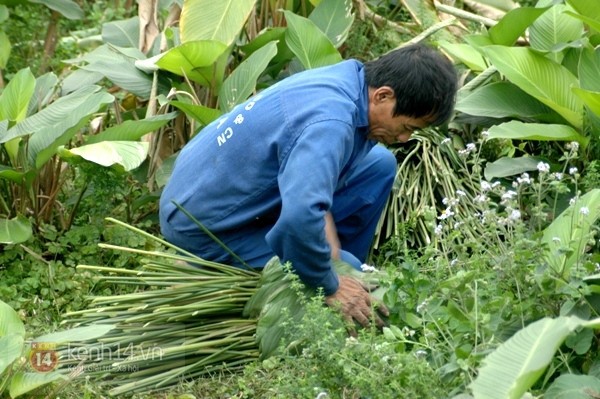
[373,86,395,103]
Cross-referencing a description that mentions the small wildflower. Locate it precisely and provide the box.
[569,167,578,175]
[566,141,579,151]
[580,207,590,216]
[456,189,466,197]
[516,173,532,185]
[502,190,517,200]
[442,197,459,206]
[481,181,492,192]
[536,162,550,173]
[434,224,443,236]
[474,194,488,203]
[553,172,563,180]
[416,300,428,314]
[569,197,577,206]
[450,259,458,267]
[414,349,428,359]
[595,263,600,273]
[481,130,489,138]
[552,237,561,243]
[466,143,476,152]
[438,207,455,220]
[508,209,521,221]
[402,326,416,337]
[441,138,451,145]
[360,264,378,272]
[453,221,464,229]
[316,392,329,399]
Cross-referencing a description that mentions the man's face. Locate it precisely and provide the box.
[367,86,431,145]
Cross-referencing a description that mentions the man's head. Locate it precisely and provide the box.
[364,43,458,144]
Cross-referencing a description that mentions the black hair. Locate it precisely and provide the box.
[364,43,458,126]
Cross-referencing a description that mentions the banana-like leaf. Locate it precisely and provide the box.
[572,88,600,117]
[102,16,140,48]
[529,4,584,56]
[0,31,10,71]
[59,141,149,172]
[60,69,104,95]
[545,374,600,399]
[0,68,35,123]
[471,316,600,399]
[578,47,600,91]
[85,112,177,144]
[484,156,541,181]
[29,72,59,114]
[9,372,65,399]
[0,299,25,337]
[484,46,583,128]
[487,120,589,146]
[457,82,561,122]
[155,40,229,86]
[169,101,222,126]
[439,42,487,72]
[0,6,7,23]
[0,166,26,184]
[309,0,354,48]
[541,189,600,279]
[30,0,83,20]
[219,41,278,112]
[1,86,114,144]
[283,10,341,70]
[489,7,548,46]
[565,0,600,32]
[0,215,32,245]
[0,335,23,376]
[180,0,255,46]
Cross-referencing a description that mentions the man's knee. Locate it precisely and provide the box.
[369,146,397,187]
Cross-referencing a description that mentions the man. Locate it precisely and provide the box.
[159,43,457,329]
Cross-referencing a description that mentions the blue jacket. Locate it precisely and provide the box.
[160,60,376,295]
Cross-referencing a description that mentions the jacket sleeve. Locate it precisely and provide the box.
[265,120,354,295]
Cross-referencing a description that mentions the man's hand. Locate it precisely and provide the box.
[325,275,389,335]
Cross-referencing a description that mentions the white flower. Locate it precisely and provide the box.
[360,264,378,272]
[566,141,579,151]
[502,190,518,200]
[474,194,488,203]
[569,167,578,175]
[537,162,550,173]
[456,190,466,197]
[438,207,455,220]
[481,181,492,192]
[552,237,561,243]
[569,197,577,206]
[516,173,532,185]
[553,172,563,180]
[450,259,458,266]
[453,221,463,229]
[508,209,521,221]
[434,224,443,236]
[481,130,489,138]
[441,138,451,145]
[466,143,476,152]
[416,300,428,314]
[402,326,416,337]
[414,349,428,358]
[580,207,590,216]
[442,197,459,206]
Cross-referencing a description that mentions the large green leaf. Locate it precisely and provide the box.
[487,120,589,146]
[484,156,541,181]
[0,299,25,337]
[60,141,149,171]
[541,189,600,279]
[565,0,600,32]
[102,16,140,48]
[219,42,278,112]
[529,5,584,56]
[484,46,583,128]
[0,334,24,376]
[545,374,600,399]
[0,86,114,144]
[30,0,83,19]
[456,82,561,121]
[572,87,600,117]
[180,0,255,45]
[79,45,153,99]
[9,372,65,398]
[0,215,32,245]
[489,7,548,46]
[439,42,487,72]
[283,10,341,70]
[578,47,600,91]
[0,30,10,69]
[29,117,91,169]
[0,68,35,123]
[309,0,354,48]
[155,40,229,86]
[169,101,222,126]
[471,316,600,399]
[29,72,59,114]
[85,112,177,144]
